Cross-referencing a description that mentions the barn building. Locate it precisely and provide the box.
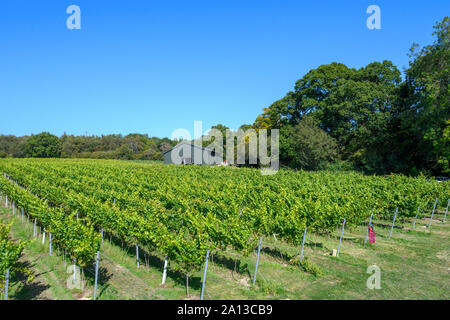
[163,141,223,165]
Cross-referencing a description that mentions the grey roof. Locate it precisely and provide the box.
[162,141,223,156]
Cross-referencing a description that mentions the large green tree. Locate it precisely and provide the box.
[255,61,402,173]
[24,132,61,158]
[280,117,339,170]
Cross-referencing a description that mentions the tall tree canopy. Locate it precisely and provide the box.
[253,16,449,175]
[403,16,449,174]
[24,132,61,158]
[280,117,339,170]
[254,61,402,173]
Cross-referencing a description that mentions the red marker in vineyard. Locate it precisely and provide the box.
[369,225,375,244]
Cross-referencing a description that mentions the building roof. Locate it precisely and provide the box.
[162,141,223,156]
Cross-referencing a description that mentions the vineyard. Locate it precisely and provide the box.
[0,158,449,299]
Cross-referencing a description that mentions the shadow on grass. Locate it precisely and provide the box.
[11,261,50,300]
[371,222,406,230]
[166,269,202,292]
[82,257,113,291]
[33,270,51,278]
[305,241,324,249]
[209,253,249,277]
[330,234,361,242]
[261,246,293,263]
[81,264,113,300]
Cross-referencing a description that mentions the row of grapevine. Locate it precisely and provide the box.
[0,166,221,273]
[0,196,34,298]
[0,158,448,276]
[0,175,100,266]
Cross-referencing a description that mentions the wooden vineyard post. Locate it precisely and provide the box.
[136,244,139,268]
[161,256,168,285]
[337,219,346,257]
[299,227,307,262]
[252,237,262,285]
[412,206,420,230]
[93,251,100,300]
[200,250,210,300]
[101,229,104,245]
[444,199,449,223]
[33,219,37,237]
[186,274,189,297]
[364,212,374,247]
[49,233,52,256]
[272,233,284,260]
[4,269,9,300]
[428,198,438,229]
[73,261,76,284]
[42,230,46,244]
[388,207,398,240]
[21,208,24,223]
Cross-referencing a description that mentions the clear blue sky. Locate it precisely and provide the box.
[0,0,448,139]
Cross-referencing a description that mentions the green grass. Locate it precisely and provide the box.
[0,207,76,300]
[1,202,449,300]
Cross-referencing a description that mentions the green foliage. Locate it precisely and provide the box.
[140,148,162,160]
[0,135,29,158]
[252,17,449,176]
[24,132,61,158]
[115,144,133,160]
[438,120,450,174]
[404,16,450,175]
[1,133,177,161]
[324,160,355,172]
[299,257,323,277]
[280,117,339,170]
[1,159,448,274]
[0,175,100,266]
[159,142,173,153]
[288,255,323,276]
[254,277,278,295]
[0,221,34,291]
[259,60,401,173]
[254,98,291,130]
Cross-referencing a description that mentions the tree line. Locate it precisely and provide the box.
[0,133,177,161]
